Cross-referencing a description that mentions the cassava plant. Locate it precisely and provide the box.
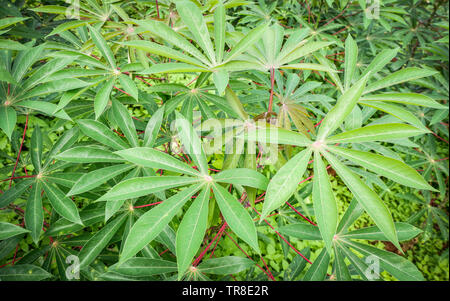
[0,0,448,282]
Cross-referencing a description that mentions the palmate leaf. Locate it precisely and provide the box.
[67,164,134,196]
[41,181,83,225]
[176,0,216,65]
[361,93,447,109]
[212,168,269,190]
[125,13,268,95]
[143,105,165,148]
[212,184,260,254]
[79,213,128,269]
[111,258,177,276]
[0,106,16,140]
[245,126,312,147]
[322,151,401,250]
[236,22,334,76]
[114,147,200,177]
[312,151,337,254]
[176,188,210,278]
[97,176,201,202]
[333,244,352,281]
[197,256,255,275]
[327,123,427,144]
[261,148,312,221]
[303,248,330,281]
[344,35,358,91]
[111,99,139,147]
[327,145,435,191]
[342,239,425,281]
[0,0,444,283]
[120,184,203,263]
[94,77,115,119]
[56,146,125,163]
[88,25,116,70]
[174,111,209,175]
[77,119,129,150]
[317,72,370,140]
[30,125,43,173]
[0,222,30,240]
[364,67,438,94]
[341,222,422,242]
[25,182,43,244]
[0,264,52,281]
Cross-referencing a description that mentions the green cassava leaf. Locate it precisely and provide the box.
[111,99,139,147]
[0,106,16,140]
[115,147,200,177]
[79,213,128,268]
[56,146,125,163]
[322,151,400,250]
[88,25,116,69]
[342,222,422,241]
[313,151,338,254]
[94,78,115,119]
[197,256,255,275]
[317,73,370,140]
[25,182,43,244]
[120,184,202,263]
[112,258,177,276]
[0,264,52,281]
[212,184,260,253]
[41,181,82,225]
[176,188,210,277]
[77,119,129,150]
[344,35,358,91]
[176,1,216,64]
[262,148,312,220]
[0,222,30,240]
[327,145,435,191]
[303,248,330,281]
[143,105,165,147]
[174,112,209,175]
[68,164,134,196]
[327,123,427,143]
[97,176,201,202]
[213,168,268,190]
[342,240,425,281]
[364,68,438,94]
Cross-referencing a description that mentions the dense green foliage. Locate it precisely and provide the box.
[0,0,448,281]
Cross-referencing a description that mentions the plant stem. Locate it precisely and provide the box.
[9,114,29,188]
[268,68,275,114]
[156,0,160,19]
